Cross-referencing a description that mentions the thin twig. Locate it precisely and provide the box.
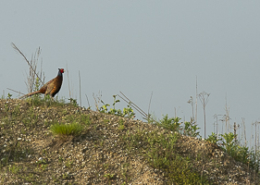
[118,96,146,117]
[11,42,43,84]
[66,63,72,99]
[117,91,148,119]
[93,93,99,111]
[93,91,102,111]
[79,70,82,106]
[85,94,91,108]
[148,91,153,116]
[119,91,147,117]
[7,88,25,96]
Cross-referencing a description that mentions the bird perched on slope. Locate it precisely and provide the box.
[20,68,65,99]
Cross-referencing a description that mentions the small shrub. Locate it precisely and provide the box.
[206,132,220,145]
[221,132,236,153]
[248,150,260,172]
[159,115,181,132]
[182,121,200,137]
[220,132,250,166]
[7,93,12,99]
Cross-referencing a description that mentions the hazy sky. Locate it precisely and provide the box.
[1,1,260,143]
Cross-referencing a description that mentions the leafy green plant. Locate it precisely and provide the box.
[221,132,236,153]
[68,98,78,107]
[118,119,125,130]
[248,149,260,173]
[122,105,135,118]
[50,122,84,137]
[182,121,200,137]
[99,95,135,118]
[219,132,250,166]
[159,115,181,132]
[206,132,220,144]
[99,102,109,113]
[7,93,12,99]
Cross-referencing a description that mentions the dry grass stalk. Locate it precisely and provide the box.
[199,91,210,138]
[79,70,82,106]
[148,92,153,117]
[118,91,148,119]
[6,88,24,97]
[11,43,45,93]
[93,91,102,111]
[66,63,73,99]
[85,94,91,108]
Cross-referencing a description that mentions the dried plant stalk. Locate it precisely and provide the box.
[12,43,45,93]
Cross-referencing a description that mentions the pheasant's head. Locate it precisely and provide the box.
[58,68,65,73]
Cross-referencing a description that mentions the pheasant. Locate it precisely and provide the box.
[20,68,64,99]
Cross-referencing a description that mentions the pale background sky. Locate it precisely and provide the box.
[1,1,260,146]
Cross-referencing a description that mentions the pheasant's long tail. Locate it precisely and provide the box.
[19,91,41,99]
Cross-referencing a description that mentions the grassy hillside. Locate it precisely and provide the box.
[0,98,259,184]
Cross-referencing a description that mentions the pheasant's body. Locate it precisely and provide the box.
[20,68,64,99]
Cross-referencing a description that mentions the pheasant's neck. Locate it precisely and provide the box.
[57,71,63,77]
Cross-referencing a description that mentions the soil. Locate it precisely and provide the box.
[0,99,258,184]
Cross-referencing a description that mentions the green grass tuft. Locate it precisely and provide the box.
[50,122,84,137]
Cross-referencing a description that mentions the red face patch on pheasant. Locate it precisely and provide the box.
[59,68,65,73]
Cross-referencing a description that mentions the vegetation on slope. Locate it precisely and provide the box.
[0,96,259,184]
